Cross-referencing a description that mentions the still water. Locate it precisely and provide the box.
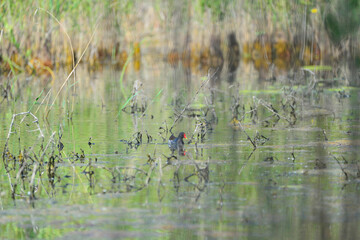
[0,57,360,240]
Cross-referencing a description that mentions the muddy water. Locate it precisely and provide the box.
[0,60,360,240]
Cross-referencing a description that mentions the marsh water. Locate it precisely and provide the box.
[1,54,360,240]
[1,0,360,239]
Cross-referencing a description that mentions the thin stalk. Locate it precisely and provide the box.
[45,17,100,119]
[35,8,76,115]
[119,48,134,100]
[170,69,218,132]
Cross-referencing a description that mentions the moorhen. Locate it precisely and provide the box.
[168,132,187,154]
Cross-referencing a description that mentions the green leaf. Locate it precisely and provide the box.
[302,65,332,71]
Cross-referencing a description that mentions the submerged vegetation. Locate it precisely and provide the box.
[0,0,360,239]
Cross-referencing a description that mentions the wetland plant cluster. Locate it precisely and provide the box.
[2,64,356,205]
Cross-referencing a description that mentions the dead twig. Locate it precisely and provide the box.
[331,154,349,180]
[170,68,219,132]
[3,112,44,162]
[236,120,257,149]
[253,97,294,125]
[39,132,56,163]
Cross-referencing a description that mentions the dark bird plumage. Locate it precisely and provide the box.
[168,132,187,154]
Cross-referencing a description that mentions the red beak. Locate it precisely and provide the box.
[184,134,187,139]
